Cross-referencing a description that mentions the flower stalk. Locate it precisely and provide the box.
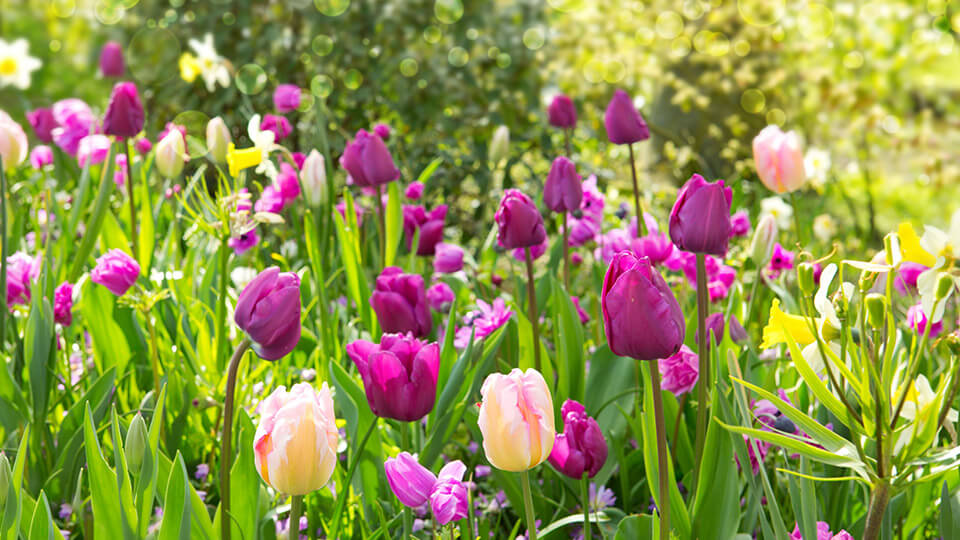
[650,358,670,540]
[220,337,251,540]
[524,247,541,372]
[693,253,709,481]
[520,469,538,540]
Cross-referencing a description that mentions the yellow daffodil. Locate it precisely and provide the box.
[226,143,262,178]
[760,299,817,350]
[897,222,937,267]
[178,53,201,84]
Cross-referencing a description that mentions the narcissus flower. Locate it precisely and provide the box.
[0,38,41,90]
[760,299,817,350]
[478,368,555,472]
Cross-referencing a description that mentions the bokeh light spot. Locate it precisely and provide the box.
[312,35,334,56]
[128,28,180,85]
[799,3,834,40]
[434,0,464,24]
[765,108,785,126]
[523,27,546,50]
[173,111,211,159]
[236,64,267,95]
[603,60,626,83]
[344,69,363,89]
[448,47,469,66]
[399,58,419,77]
[424,26,443,44]
[741,89,766,114]
[656,11,684,39]
[843,51,864,69]
[311,74,333,98]
[314,0,350,16]
[738,0,785,26]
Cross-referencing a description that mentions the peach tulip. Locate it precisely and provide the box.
[478,368,555,472]
[253,382,339,495]
[752,125,806,194]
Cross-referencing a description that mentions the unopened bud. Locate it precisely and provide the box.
[935,273,955,302]
[946,331,960,356]
[865,293,886,329]
[750,214,778,266]
[488,125,510,165]
[206,117,231,164]
[125,414,148,475]
[797,263,815,295]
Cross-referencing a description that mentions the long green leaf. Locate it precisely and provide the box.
[384,180,402,267]
[27,491,53,540]
[158,452,192,540]
[138,171,156,275]
[941,481,960,540]
[692,387,740,540]
[82,404,134,538]
[68,144,117,281]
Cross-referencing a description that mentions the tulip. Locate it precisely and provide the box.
[255,185,284,214]
[402,204,447,256]
[907,303,942,338]
[291,151,306,170]
[346,333,440,421]
[206,116,231,164]
[548,400,607,479]
[633,230,674,266]
[125,413,148,475]
[894,262,928,295]
[495,189,546,250]
[301,150,327,206]
[29,145,53,169]
[275,162,301,205]
[373,122,391,140]
[547,94,577,129]
[404,181,424,200]
[99,41,125,77]
[601,252,685,361]
[488,125,510,165]
[5,252,39,306]
[543,156,582,213]
[753,125,806,193]
[604,89,649,145]
[260,114,291,141]
[90,249,140,296]
[234,267,302,360]
[134,137,152,154]
[26,107,56,143]
[370,266,432,337]
[669,174,732,256]
[478,368,555,471]
[697,312,747,345]
[384,453,469,526]
[433,242,464,274]
[253,383,339,495]
[426,282,455,312]
[750,214,778,266]
[227,228,259,255]
[50,99,97,156]
[0,110,27,168]
[77,135,112,168]
[155,129,186,178]
[102,82,144,139]
[730,210,751,237]
[54,281,74,326]
[340,129,400,187]
[658,345,699,396]
[273,84,302,113]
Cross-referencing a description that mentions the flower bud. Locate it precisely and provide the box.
[206,117,231,164]
[668,174,732,255]
[488,125,510,165]
[155,129,186,178]
[0,110,28,169]
[547,94,577,129]
[864,293,886,330]
[543,156,583,213]
[234,267,302,360]
[340,129,400,187]
[936,273,955,302]
[99,41,125,77]
[301,150,327,206]
[604,89,649,144]
[797,262,815,295]
[750,214,778,266]
[91,249,140,296]
[125,413,148,475]
[272,84,301,114]
[102,82,144,139]
[495,189,546,250]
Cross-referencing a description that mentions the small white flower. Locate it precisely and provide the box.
[812,214,837,243]
[0,38,42,90]
[188,34,230,92]
[804,148,831,189]
[760,196,793,230]
[246,115,277,179]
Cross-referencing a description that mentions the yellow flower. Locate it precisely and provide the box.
[226,143,262,178]
[178,52,201,84]
[760,299,817,349]
[897,222,936,267]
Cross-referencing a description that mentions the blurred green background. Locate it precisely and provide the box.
[2,0,959,248]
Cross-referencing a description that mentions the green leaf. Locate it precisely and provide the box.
[78,279,144,376]
[215,410,259,540]
[691,388,740,540]
[82,404,136,538]
[135,385,165,537]
[68,145,117,282]
[329,359,383,506]
[614,514,657,540]
[25,296,55,422]
[155,452,215,539]
[332,193,374,333]
[384,180,402,267]
[99,210,132,255]
[138,173,156,275]
[550,277,585,406]
[715,420,867,473]
[942,481,960,540]
[537,512,611,538]
[415,157,443,185]
[158,452,192,540]
[27,491,54,540]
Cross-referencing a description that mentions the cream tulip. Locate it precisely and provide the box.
[478,368,555,472]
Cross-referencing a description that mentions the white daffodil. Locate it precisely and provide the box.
[813,214,837,243]
[0,38,42,90]
[803,148,831,189]
[187,34,230,92]
[894,374,957,454]
[814,263,854,330]
[247,115,277,180]
[760,196,793,231]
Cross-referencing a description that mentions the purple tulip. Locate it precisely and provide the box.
[5,252,40,306]
[103,82,145,139]
[658,345,699,396]
[604,89,649,145]
[403,204,447,256]
[373,123,391,140]
[427,282,455,312]
[697,312,747,345]
[547,94,577,129]
[54,281,74,326]
[495,189,546,250]
[370,267,432,337]
[895,262,928,295]
[77,135,112,168]
[347,333,440,421]
[29,145,53,169]
[254,185,285,214]
[632,230,674,266]
[51,99,97,156]
[134,137,152,154]
[90,249,140,296]
[430,474,469,525]
[543,156,582,213]
[548,400,608,479]
[669,174,732,256]
[601,252,685,360]
[99,41,125,77]
[275,162,301,205]
[234,267,302,360]
[433,242,464,274]
[730,210,751,237]
[260,114,291,141]
[340,129,401,187]
[27,108,56,143]
[405,181,424,200]
[273,84,302,113]
[384,453,469,525]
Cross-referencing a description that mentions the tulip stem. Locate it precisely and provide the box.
[627,144,647,237]
[520,469,538,540]
[649,359,670,540]
[692,253,709,488]
[289,495,303,540]
[220,337,251,540]
[562,212,570,291]
[0,155,7,347]
[524,247,541,372]
[581,473,591,540]
[124,140,138,261]
[564,129,572,159]
[376,184,386,267]
[788,191,805,247]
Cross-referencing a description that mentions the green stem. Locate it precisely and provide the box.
[581,473,591,540]
[375,183,386,268]
[744,261,763,325]
[562,212,570,291]
[788,191,805,247]
[564,129,572,159]
[520,469,538,540]
[862,481,890,540]
[627,144,648,237]
[0,155,7,347]
[124,139,138,260]
[330,419,378,539]
[524,248,541,372]
[214,238,231,371]
[220,337,251,540]
[649,359,670,540]
[401,425,411,539]
[146,310,162,400]
[693,253,710,485]
[289,495,303,540]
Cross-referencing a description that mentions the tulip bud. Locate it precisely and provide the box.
[945,330,960,356]
[301,150,327,206]
[543,156,583,213]
[752,125,806,193]
[99,41,125,77]
[370,267,432,337]
[125,413,148,475]
[103,82,145,139]
[797,262,815,295]
[750,214,778,266]
[234,267,302,360]
[26,108,56,143]
[340,129,400,187]
[272,84,302,114]
[478,368,555,471]
[0,110,28,169]
[548,400,607,479]
[206,117,231,164]
[433,243,464,274]
[668,174,732,256]
[0,453,10,508]
[864,294,886,330]
[604,89,649,144]
[488,125,510,165]
[495,189,546,250]
[547,94,577,129]
[935,273,955,302]
[155,129,186,178]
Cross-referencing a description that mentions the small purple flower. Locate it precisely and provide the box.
[474,465,491,478]
[134,137,152,154]
[427,282,455,312]
[260,114,292,141]
[194,463,210,481]
[58,503,73,521]
[454,298,514,348]
[767,243,795,278]
[273,84,302,113]
[730,210,751,237]
[405,181,424,200]
[228,229,259,255]
[894,262,928,295]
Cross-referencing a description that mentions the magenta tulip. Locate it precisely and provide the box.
[547,94,577,129]
[604,89,649,145]
[543,156,582,213]
[669,174,732,256]
[26,108,56,143]
[234,267,302,360]
[548,400,607,479]
[495,189,546,250]
[370,267,432,337]
[90,249,140,296]
[273,84,302,113]
[54,282,74,326]
[340,129,401,187]
[99,41,125,77]
[103,82,145,139]
[346,332,440,421]
[260,114,291,141]
[433,242,464,274]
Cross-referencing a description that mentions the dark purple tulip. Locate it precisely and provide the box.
[601,252,685,360]
[371,267,432,337]
[669,174,732,256]
[403,204,448,256]
[27,108,56,143]
[427,282,455,312]
[604,89,649,145]
[543,156,582,213]
[134,137,152,154]
[273,84,302,113]
[340,129,401,187]
[234,267,302,360]
[495,189,546,250]
[346,333,440,421]
[260,114,292,141]
[102,82,145,139]
[697,313,747,345]
[99,41,125,77]
[548,400,607,479]
[547,94,577,129]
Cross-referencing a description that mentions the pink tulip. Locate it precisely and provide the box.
[90,249,140,296]
[753,125,806,193]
